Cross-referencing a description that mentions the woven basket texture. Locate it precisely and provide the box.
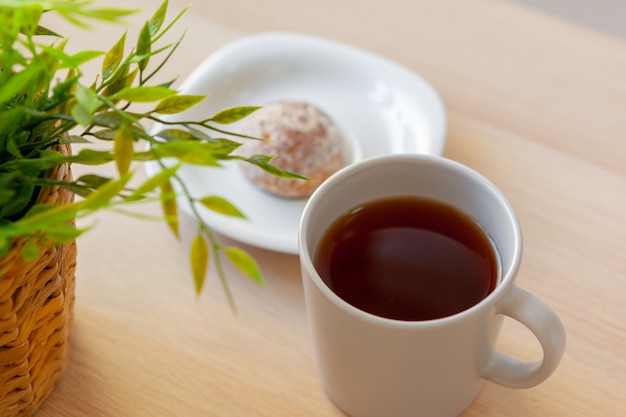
[0,144,76,416]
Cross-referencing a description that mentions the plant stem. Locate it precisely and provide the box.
[153,155,238,313]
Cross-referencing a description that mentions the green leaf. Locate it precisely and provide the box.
[6,137,23,158]
[52,71,79,114]
[149,0,169,35]
[72,83,101,126]
[103,31,126,80]
[198,196,245,218]
[160,180,178,237]
[71,105,92,127]
[14,6,43,37]
[150,141,223,166]
[131,163,180,198]
[62,50,104,68]
[0,65,38,105]
[243,154,309,180]
[213,138,242,151]
[190,233,209,294]
[23,204,58,219]
[112,86,177,102]
[103,66,137,98]
[90,129,116,140]
[154,128,196,142]
[154,95,205,115]
[225,247,264,285]
[76,174,111,189]
[92,110,126,128]
[36,39,70,73]
[80,173,132,212]
[5,203,80,236]
[210,106,261,124]
[70,149,115,165]
[74,84,100,111]
[53,181,91,198]
[21,240,41,262]
[0,180,35,219]
[136,21,152,72]
[79,7,139,22]
[0,238,10,259]
[45,224,87,243]
[0,189,16,212]
[113,124,134,175]
[186,127,215,141]
[61,135,91,144]
[34,25,61,37]
[102,64,139,97]
[244,154,273,164]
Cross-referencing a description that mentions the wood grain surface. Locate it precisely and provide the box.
[35,0,626,416]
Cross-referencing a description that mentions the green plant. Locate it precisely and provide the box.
[0,0,304,311]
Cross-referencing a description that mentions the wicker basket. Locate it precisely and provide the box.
[0,144,76,416]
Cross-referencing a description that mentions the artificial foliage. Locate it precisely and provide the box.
[0,0,304,310]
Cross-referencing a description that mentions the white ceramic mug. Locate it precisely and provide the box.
[299,154,566,417]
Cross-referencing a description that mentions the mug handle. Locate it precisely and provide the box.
[482,286,566,389]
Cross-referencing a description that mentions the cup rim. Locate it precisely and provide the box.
[298,154,523,327]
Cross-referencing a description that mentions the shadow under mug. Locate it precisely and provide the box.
[298,154,566,417]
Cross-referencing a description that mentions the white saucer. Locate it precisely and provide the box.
[146,32,447,254]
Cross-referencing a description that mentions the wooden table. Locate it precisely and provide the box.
[36,0,626,416]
